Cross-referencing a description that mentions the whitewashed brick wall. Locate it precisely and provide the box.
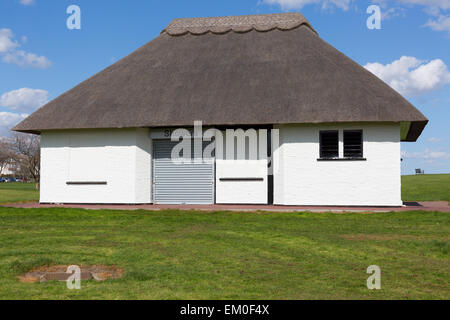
[273,123,402,206]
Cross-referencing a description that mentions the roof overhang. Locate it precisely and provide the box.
[16,120,428,141]
[400,120,428,142]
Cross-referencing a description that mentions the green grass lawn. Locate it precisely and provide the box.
[0,207,448,299]
[0,177,448,299]
[402,174,450,202]
[0,183,39,204]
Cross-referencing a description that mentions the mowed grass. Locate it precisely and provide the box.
[0,207,448,300]
[0,183,39,204]
[0,176,448,299]
[402,174,450,202]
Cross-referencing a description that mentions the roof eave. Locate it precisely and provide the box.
[11,127,41,135]
[402,120,428,142]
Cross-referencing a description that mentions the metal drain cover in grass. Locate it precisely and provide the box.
[18,265,123,283]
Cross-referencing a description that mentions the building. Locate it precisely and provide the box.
[0,164,14,176]
[13,13,427,206]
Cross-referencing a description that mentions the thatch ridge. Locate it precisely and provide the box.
[162,12,317,36]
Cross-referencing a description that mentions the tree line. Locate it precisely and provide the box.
[0,133,40,183]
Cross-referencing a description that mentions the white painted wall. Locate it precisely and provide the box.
[135,128,152,203]
[273,123,402,206]
[40,128,152,204]
[40,124,401,206]
[214,129,268,204]
[215,160,267,204]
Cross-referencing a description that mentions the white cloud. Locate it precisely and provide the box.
[370,1,407,19]
[382,6,407,19]
[262,0,351,10]
[0,112,28,136]
[402,149,450,159]
[0,88,49,113]
[424,14,450,33]
[262,0,450,11]
[372,1,450,36]
[364,56,450,97]
[0,29,19,53]
[2,50,51,68]
[397,0,450,11]
[0,28,51,68]
[427,137,444,142]
[19,0,35,5]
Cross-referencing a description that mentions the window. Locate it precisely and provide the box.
[318,130,365,161]
[344,130,363,158]
[319,131,339,159]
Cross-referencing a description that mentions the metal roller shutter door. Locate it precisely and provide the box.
[153,140,215,204]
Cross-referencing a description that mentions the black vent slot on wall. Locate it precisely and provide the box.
[344,130,363,158]
[66,181,107,185]
[319,131,339,159]
[219,178,264,182]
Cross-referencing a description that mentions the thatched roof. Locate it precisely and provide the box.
[14,13,427,141]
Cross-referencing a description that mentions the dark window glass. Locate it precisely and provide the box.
[320,131,339,158]
[344,130,363,158]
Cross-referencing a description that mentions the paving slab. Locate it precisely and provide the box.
[3,201,449,213]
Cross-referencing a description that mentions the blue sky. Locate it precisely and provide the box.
[0,0,449,174]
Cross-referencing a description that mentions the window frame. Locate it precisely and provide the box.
[319,130,339,159]
[343,129,364,159]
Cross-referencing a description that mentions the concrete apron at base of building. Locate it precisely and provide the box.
[5,202,449,213]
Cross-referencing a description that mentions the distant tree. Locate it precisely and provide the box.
[0,139,14,176]
[10,133,40,186]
